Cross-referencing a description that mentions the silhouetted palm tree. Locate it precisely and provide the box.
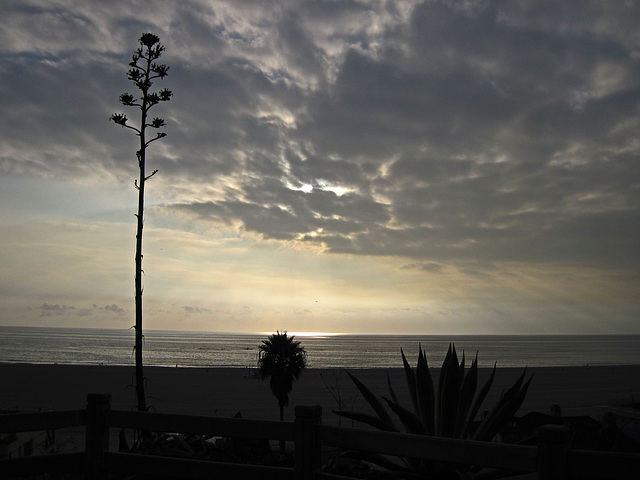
[258,332,307,423]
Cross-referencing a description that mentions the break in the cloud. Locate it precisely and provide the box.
[0,0,638,334]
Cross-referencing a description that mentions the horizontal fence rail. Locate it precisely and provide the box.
[0,452,84,478]
[318,425,539,472]
[1,393,639,479]
[107,410,295,440]
[0,410,85,432]
[105,452,295,480]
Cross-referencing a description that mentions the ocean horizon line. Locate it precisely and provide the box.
[2,327,640,369]
[2,325,639,337]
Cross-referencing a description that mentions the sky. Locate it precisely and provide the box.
[0,1,639,335]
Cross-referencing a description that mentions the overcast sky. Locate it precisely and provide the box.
[1,0,639,334]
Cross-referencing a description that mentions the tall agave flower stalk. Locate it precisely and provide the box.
[335,344,533,478]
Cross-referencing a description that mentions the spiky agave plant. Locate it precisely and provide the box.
[335,344,532,479]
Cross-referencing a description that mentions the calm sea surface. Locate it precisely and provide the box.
[0,327,639,369]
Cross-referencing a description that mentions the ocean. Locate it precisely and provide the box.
[0,327,640,369]
[1,327,639,369]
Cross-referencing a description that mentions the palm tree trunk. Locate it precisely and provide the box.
[279,404,285,454]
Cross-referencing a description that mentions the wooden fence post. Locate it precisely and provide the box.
[295,405,322,480]
[537,424,570,480]
[85,393,111,480]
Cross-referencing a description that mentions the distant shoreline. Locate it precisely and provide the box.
[2,363,639,424]
[0,358,640,372]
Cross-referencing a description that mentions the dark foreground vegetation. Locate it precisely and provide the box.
[1,394,638,480]
[2,344,639,479]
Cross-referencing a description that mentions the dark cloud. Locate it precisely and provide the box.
[37,303,125,317]
[104,304,125,315]
[40,303,74,316]
[1,0,639,271]
[401,263,443,273]
[183,306,211,314]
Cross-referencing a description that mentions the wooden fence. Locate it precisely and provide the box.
[1,393,638,479]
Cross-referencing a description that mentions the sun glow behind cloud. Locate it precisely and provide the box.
[0,1,638,334]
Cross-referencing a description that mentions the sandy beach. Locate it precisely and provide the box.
[2,363,639,424]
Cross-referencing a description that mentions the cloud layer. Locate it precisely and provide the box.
[1,1,638,333]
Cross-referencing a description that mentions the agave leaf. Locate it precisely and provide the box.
[339,450,413,473]
[333,410,397,432]
[387,371,399,405]
[474,397,521,442]
[503,375,532,419]
[345,370,395,428]
[346,440,434,475]
[486,368,527,415]
[509,375,533,416]
[438,343,462,437]
[333,346,533,479]
[501,368,527,400]
[383,397,427,435]
[508,367,527,395]
[465,361,496,435]
[472,388,512,442]
[416,348,435,434]
[496,370,532,418]
[472,370,532,441]
[438,344,453,397]
[435,345,451,435]
[343,450,432,478]
[401,348,419,414]
[455,352,478,438]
